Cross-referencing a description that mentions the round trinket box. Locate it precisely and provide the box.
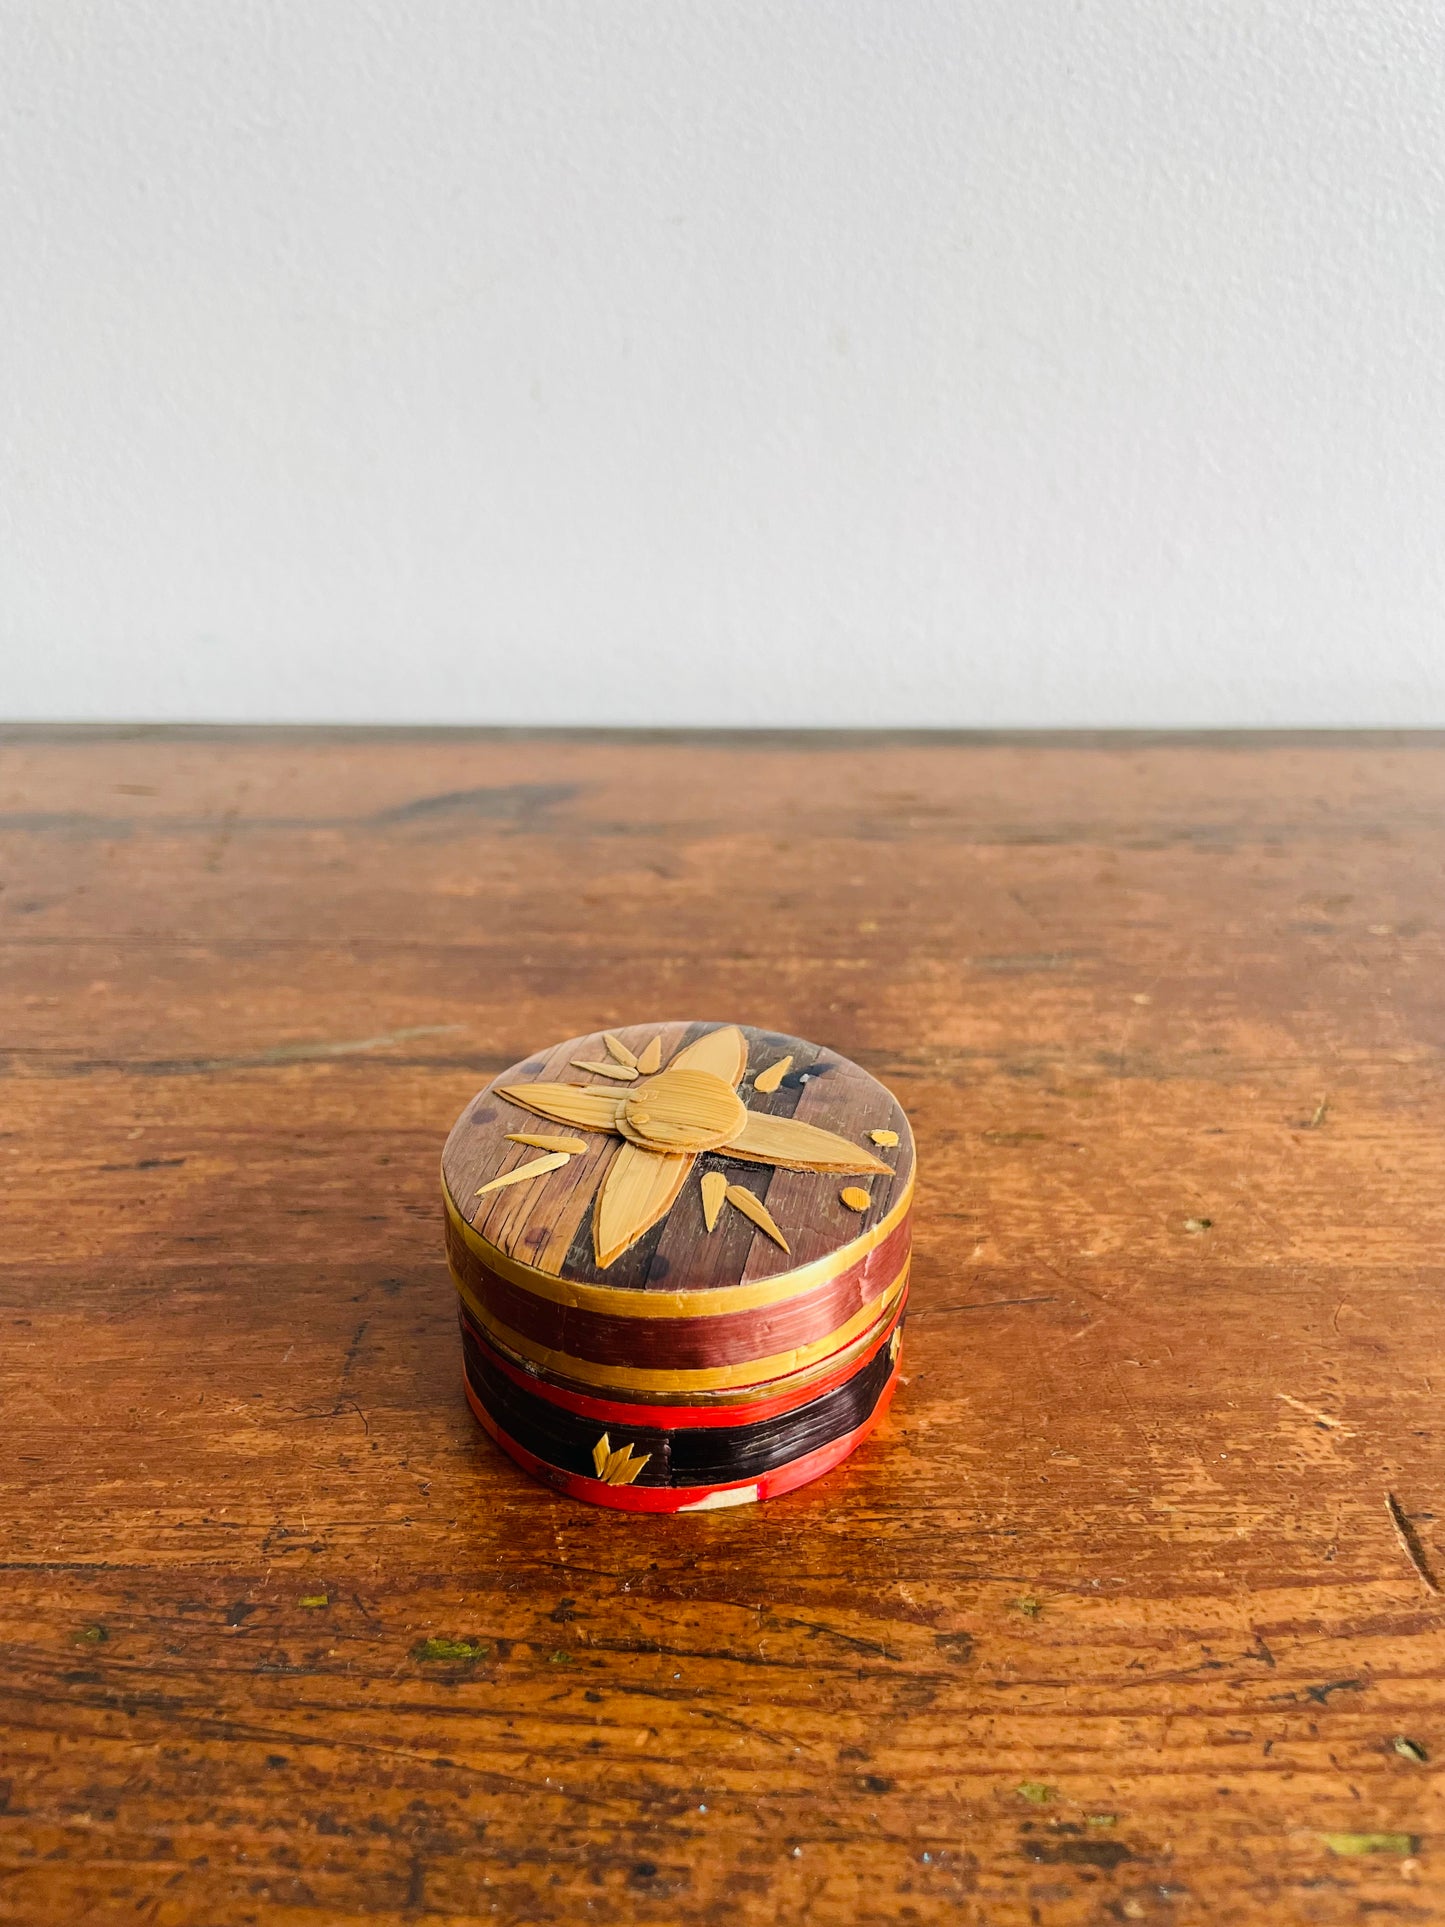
[441,1022,914,1511]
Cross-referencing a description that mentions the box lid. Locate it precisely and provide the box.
[441,1022,914,1392]
[444,1020,912,1279]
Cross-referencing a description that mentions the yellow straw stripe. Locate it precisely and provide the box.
[441,1166,913,1320]
[452,1262,909,1395]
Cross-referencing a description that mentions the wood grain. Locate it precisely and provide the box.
[3,727,1445,1924]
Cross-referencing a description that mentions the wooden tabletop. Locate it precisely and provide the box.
[4,728,1444,1926]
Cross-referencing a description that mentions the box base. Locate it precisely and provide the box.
[463,1367,899,1513]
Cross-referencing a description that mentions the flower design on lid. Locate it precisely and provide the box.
[496,1025,891,1268]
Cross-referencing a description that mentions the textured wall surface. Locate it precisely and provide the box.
[2,1,1442,726]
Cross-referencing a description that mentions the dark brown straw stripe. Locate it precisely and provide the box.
[445,1209,911,1369]
[459,1291,904,1428]
[464,1279,909,1408]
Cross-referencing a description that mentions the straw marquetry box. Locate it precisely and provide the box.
[441,1022,915,1511]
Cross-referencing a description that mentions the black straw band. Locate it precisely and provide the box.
[461,1317,900,1489]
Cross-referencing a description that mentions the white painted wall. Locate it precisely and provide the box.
[2,2,1442,727]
